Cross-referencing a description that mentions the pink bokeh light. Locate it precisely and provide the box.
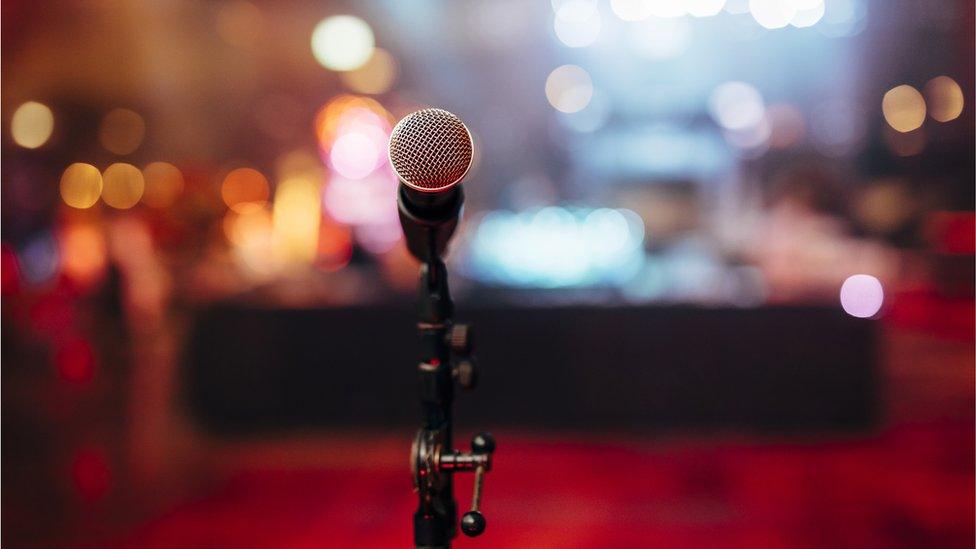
[840,274,884,318]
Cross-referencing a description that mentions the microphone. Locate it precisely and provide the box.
[391,108,496,544]
[389,108,473,262]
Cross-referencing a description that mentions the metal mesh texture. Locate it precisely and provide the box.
[388,108,473,192]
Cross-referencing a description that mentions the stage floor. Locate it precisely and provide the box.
[115,421,974,548]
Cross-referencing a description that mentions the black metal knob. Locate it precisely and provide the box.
[454,358,478,391]
[461,511,486,537]
[471,432,495,455]
[448,323,474,354]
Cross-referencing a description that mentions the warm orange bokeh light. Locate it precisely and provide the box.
[221,167,270,212]
[924,75,965,123]
[60,163,103,209]
[314,94,392,149]
[142,162,185,208]
[102,163,145,209]
[60,223,108,286]
[99,108,146,155]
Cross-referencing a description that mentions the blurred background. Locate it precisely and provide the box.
[2,0,973,547]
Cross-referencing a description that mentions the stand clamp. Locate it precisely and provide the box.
[412,430,495,537]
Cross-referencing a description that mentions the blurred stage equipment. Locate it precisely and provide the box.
[389,109,495,546]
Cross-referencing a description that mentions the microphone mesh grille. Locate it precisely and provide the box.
[388,108,473,192]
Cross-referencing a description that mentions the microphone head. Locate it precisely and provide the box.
[388,108,473,193]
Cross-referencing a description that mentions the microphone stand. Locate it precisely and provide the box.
[400,186,494,548]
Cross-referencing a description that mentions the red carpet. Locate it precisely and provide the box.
[119,422,974,548]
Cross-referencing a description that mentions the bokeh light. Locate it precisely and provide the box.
[141,162,185,208]
[330,132,382,179]
[554,0,601,48]
[790,0,825,27]
[315,95,392,182]
[224,203,278,276]
[647,0,687,17]
[272,177,321,264]
[101,163,145,209]
[11,101,54,149]
[839,274,884,318]
[314,95,392,150]
[60,223,107,286]
[224,202,268,245]
[709,81,765,131]
[20,232,60,286]
[215,0,264,48]
[724,114,772,157]
[628,17,691,59]
[686,0,727,17]
[882,84,926,133]
[221,167,270,212]
[311,15,374,71]
[610,0,651,21]
[545,65,594,114]
[923,76,964,123]
[323,172,399,226]
[339,48,397,95]
[749,0,796,29]
[60,163,103,209]
[468,207,645,287]
[99,108,146,155]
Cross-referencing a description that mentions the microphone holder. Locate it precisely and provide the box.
[401,189,494,548]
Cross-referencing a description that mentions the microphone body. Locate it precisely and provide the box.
[398,185,463,262]
[388,108,473,262]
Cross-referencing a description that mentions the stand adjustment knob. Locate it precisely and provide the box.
[460,432,494,537]
[471,432,495,454]
[448,323,474,354]
[453,358,478,391]
[460,511,486,537]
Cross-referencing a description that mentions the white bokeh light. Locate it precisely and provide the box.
[724,114,772,157]
[749,0,796,29]
[545,65,594,113]
[708,81,765,131]
[840,274,884,318]
[610,0,652,21]
[790,0,825,27]
[554,0,601,48]
[311,15,375,71]
[629,16,692,59]
[686,0,727,17]
[329,132,381,179]
[323,172,398,225]
[647,0,687,18]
